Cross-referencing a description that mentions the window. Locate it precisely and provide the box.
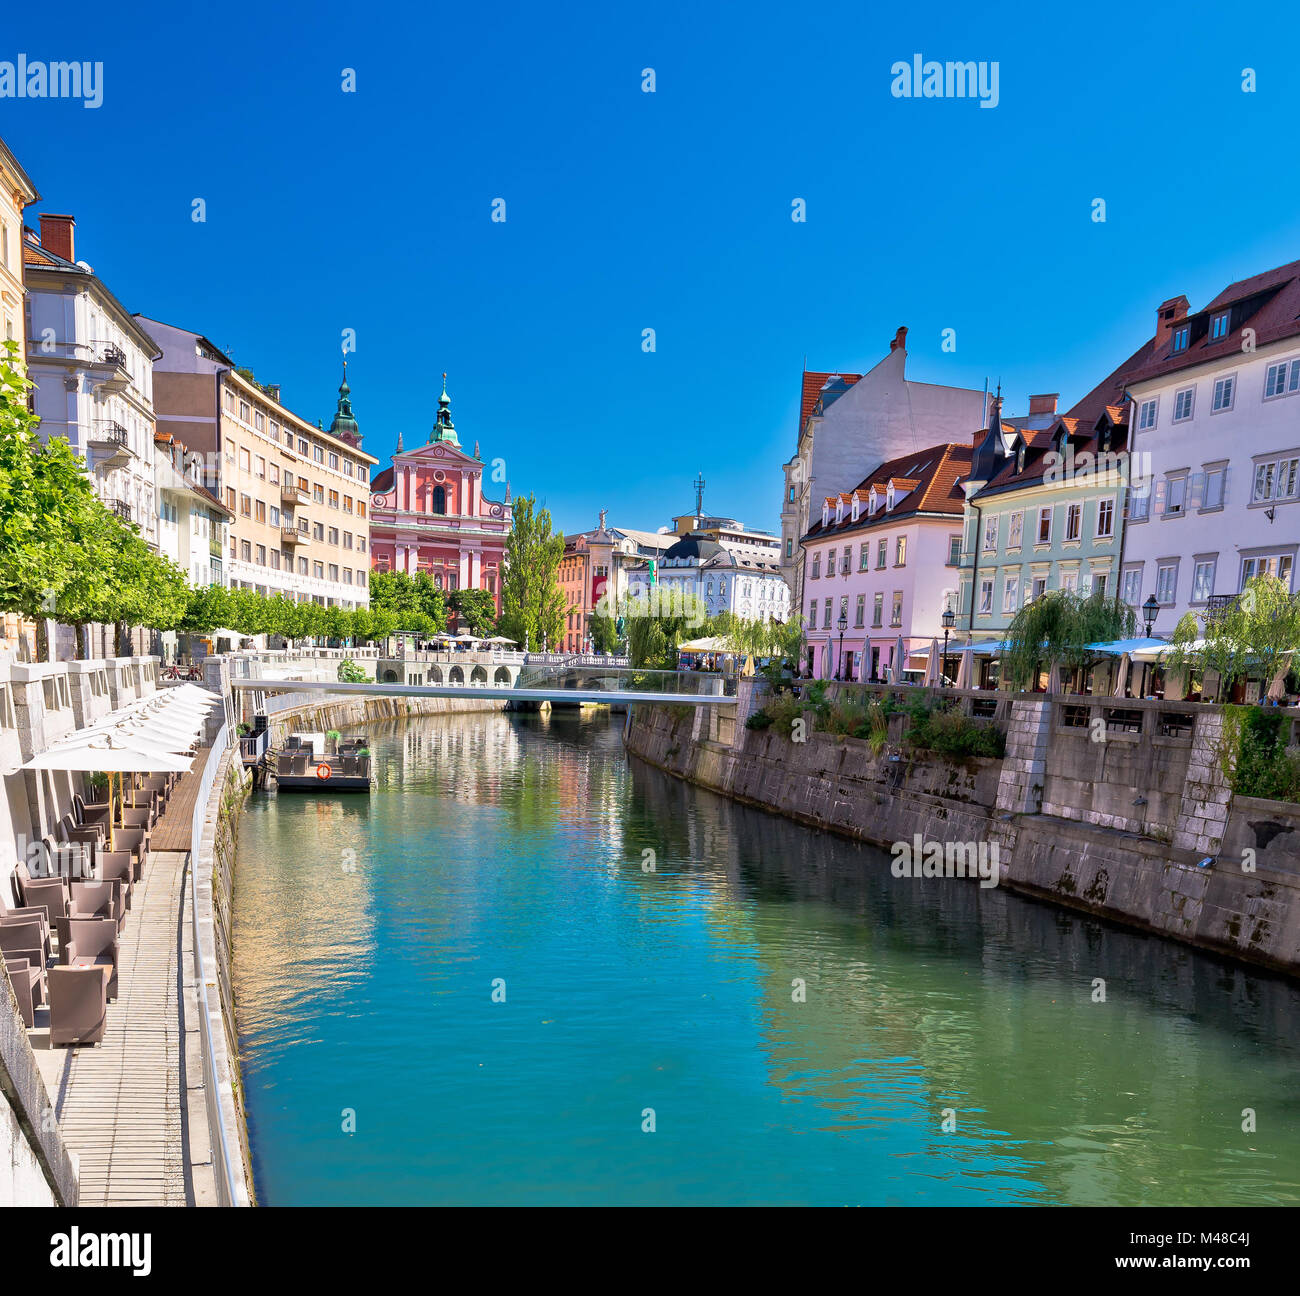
[978,579,993,614]
[1128,484,1150,521]
[876,539,887,569]
[947,535,962,565]
[827,548,836,575]
[343,532,353,550]
[859,542,870,570]
[314,561,325,580]
[1036,507,1052,544]
[1264,358,1300,399]
[1032,576,1047,602]
[254,411,265,432]
[344,496,354,513]
[255,500,266,523]
[788,486,795,502]
[1156,562,1178,604]
[1002,574,1020,613]
[298,557,308,575]
[224,390,235,413]
[1241,554,1295,590]
[823,601,832,629]
[238,447,250,472]
[1192,559,1217,602]
[270,550,281,570]
[785,538,793,558]
[1173,387,1195,421]
[1138,399,1157,430]
[1212,375,1235,412]
[329,452,339,470]
[983,516,998,551]
[256,544,266,566]
[809,599,818,628]
[343,568,353,584]
[872,593,883,627]
[313,484,325,503]
[270,505,280,527]
[357,501,366,519]
[432,485,446,514]
[328,489,339,509]
[1164,476,1187,516]
[329,564,339,581]
[1008,511,1023,548]
[298,438,309,456]
[895,537,907,566]
[358,537,366,553]
[890,592,903,626]
[1065,503,1082,541]
[1059,571,1078,594]
[1203,467,1225,510]
[1253,462,1276,502]
[269,463,279,485]
[240,494,251,517]
[313,445,325,463]
[328,527,339,545]
[239,401,250,422]
[240,540,251,562]
[1096,497,1115,538]
[1254,456,1299,502]
[811,553,821,579]
[1210,312,1229,341]
[313,522,324,541]
[855,593,866,627]
[1172,325,1190,353]
[1122,567,1142,606]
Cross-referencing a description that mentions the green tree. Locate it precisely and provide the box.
[590,604,620,653]
[448,587,496,637]
[624,593,708,670]
[498,495,565,650]
[1164,575,1300,700]
[1001,587,1136,690]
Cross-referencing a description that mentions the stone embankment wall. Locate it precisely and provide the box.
[625,689,1300,977]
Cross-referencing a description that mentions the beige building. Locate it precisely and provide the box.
[0,135,38,363]
[139,317,376,608]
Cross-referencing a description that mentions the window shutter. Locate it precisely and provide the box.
[1220,466,1230,507]
[1188,472,1205,510]
[1153,479,1167,516]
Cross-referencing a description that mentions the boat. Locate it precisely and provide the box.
[270,732,374,793]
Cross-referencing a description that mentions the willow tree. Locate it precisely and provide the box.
[1164,575,1300,700]
[625,592,708,670]
[1000,588,1135,690]
[498,495,565,651]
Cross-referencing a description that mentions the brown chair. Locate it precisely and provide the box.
[10,868,64,940]
[48,966,108,1046]
[0,916,50,972]
[61,918,119,1001]
[94,853,134,912]
[101,827,148,882]
[2,954,44,1028]
[65,881,124,935]
[74,793,112,827]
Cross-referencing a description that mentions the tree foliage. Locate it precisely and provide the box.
[448,587,497,637]
[498,495,565,650]
[1001,588,1136,690]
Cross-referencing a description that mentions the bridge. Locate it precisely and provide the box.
[228,661,740,708]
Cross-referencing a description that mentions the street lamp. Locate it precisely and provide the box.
[941,605,955,685]
[837,607,848,680]
[1142,594,1159,638]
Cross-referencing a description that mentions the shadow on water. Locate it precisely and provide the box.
[232,708,1300,1207]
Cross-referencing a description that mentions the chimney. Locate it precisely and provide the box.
[1155,295,1190,342]
[38,213,75,263]
[1028,393,1058,416]
[889,325,908,353]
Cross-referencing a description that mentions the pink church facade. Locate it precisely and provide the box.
[368,380,512,615]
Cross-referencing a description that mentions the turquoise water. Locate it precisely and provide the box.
[231,710,1300,1206]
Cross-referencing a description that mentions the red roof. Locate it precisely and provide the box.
[799,370,862,433]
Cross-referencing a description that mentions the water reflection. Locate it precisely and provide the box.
[232,708,1300,1206]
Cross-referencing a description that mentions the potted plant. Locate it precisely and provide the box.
[327,729,342,754]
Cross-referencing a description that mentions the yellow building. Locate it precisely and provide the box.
[0,135,38,364]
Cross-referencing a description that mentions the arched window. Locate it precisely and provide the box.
[432,485,446,514]
[434,573,444,590]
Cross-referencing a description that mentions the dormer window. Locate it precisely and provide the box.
[1210,311,1229,342]
[822,502,830,527]
[1172,325,1190,353]
[1016,443,1026,473]
[886,486,895,510]
[851,497,860,522]
[835,499,844,524]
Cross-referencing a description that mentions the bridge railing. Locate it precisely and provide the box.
[513,663,736,697]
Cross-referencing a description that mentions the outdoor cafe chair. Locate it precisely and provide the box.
[93,853,134,912]
[60,918,119,1001]
[11,869,65,936]
[3,954,44,1027]
[65,880,124,935]
[48,966,108,1046]
[0,916,51,973]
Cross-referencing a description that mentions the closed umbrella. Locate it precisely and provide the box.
[956,644,973,690]
[894,634,908,682]
[1112,653,1131,698]
[924,638,940,687]
[1046,658,1065,693]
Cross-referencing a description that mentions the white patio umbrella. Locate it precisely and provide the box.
[894,634,908,681]
[1046,658,1065,693]
[1112,653,1131,698]
[25,734,192,850]
[955,644,974,690]
[923,638,941,687]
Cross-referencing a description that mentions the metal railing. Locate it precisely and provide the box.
[187,723,245,1207]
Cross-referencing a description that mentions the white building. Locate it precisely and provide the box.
[780,327,990,610]
[152,435,231,590]
[1122,262,1300,636]
[626,533,791,622]
[23,214,160,550]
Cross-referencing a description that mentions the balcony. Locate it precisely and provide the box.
[281,527,308,545]
[109,499,132,522]
[281,482,310,506]
[88,420,128,448]
[1204,594,1237,621]
[209,538,224,558]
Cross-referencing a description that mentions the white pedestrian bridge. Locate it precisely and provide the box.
[227,651,739,707]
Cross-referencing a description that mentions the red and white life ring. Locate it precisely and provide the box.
[316,763,332,780]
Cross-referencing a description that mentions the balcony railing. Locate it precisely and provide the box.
[281,527,307,545]
[109,499,132,522]
[1204,594,1237,620]
[89,420,129,447]
[280,482,310,505]
[93,342,129,369]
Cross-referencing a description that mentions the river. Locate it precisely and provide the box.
[231,709,1300,1206]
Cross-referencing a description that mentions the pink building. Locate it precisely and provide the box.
[369,378,512,614]
[800,442,970,681]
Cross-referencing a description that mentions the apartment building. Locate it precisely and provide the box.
[1121,261,1300,635]
[139,317,377,608]
[24,215,161,551]
[0,135,38,363]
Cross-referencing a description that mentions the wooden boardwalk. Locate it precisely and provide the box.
[31,848,190,1205]
[27,751,215,1206]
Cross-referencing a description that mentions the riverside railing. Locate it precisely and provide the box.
[188,722,246,1208]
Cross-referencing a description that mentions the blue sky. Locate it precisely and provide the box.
[5,1,1300,537]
